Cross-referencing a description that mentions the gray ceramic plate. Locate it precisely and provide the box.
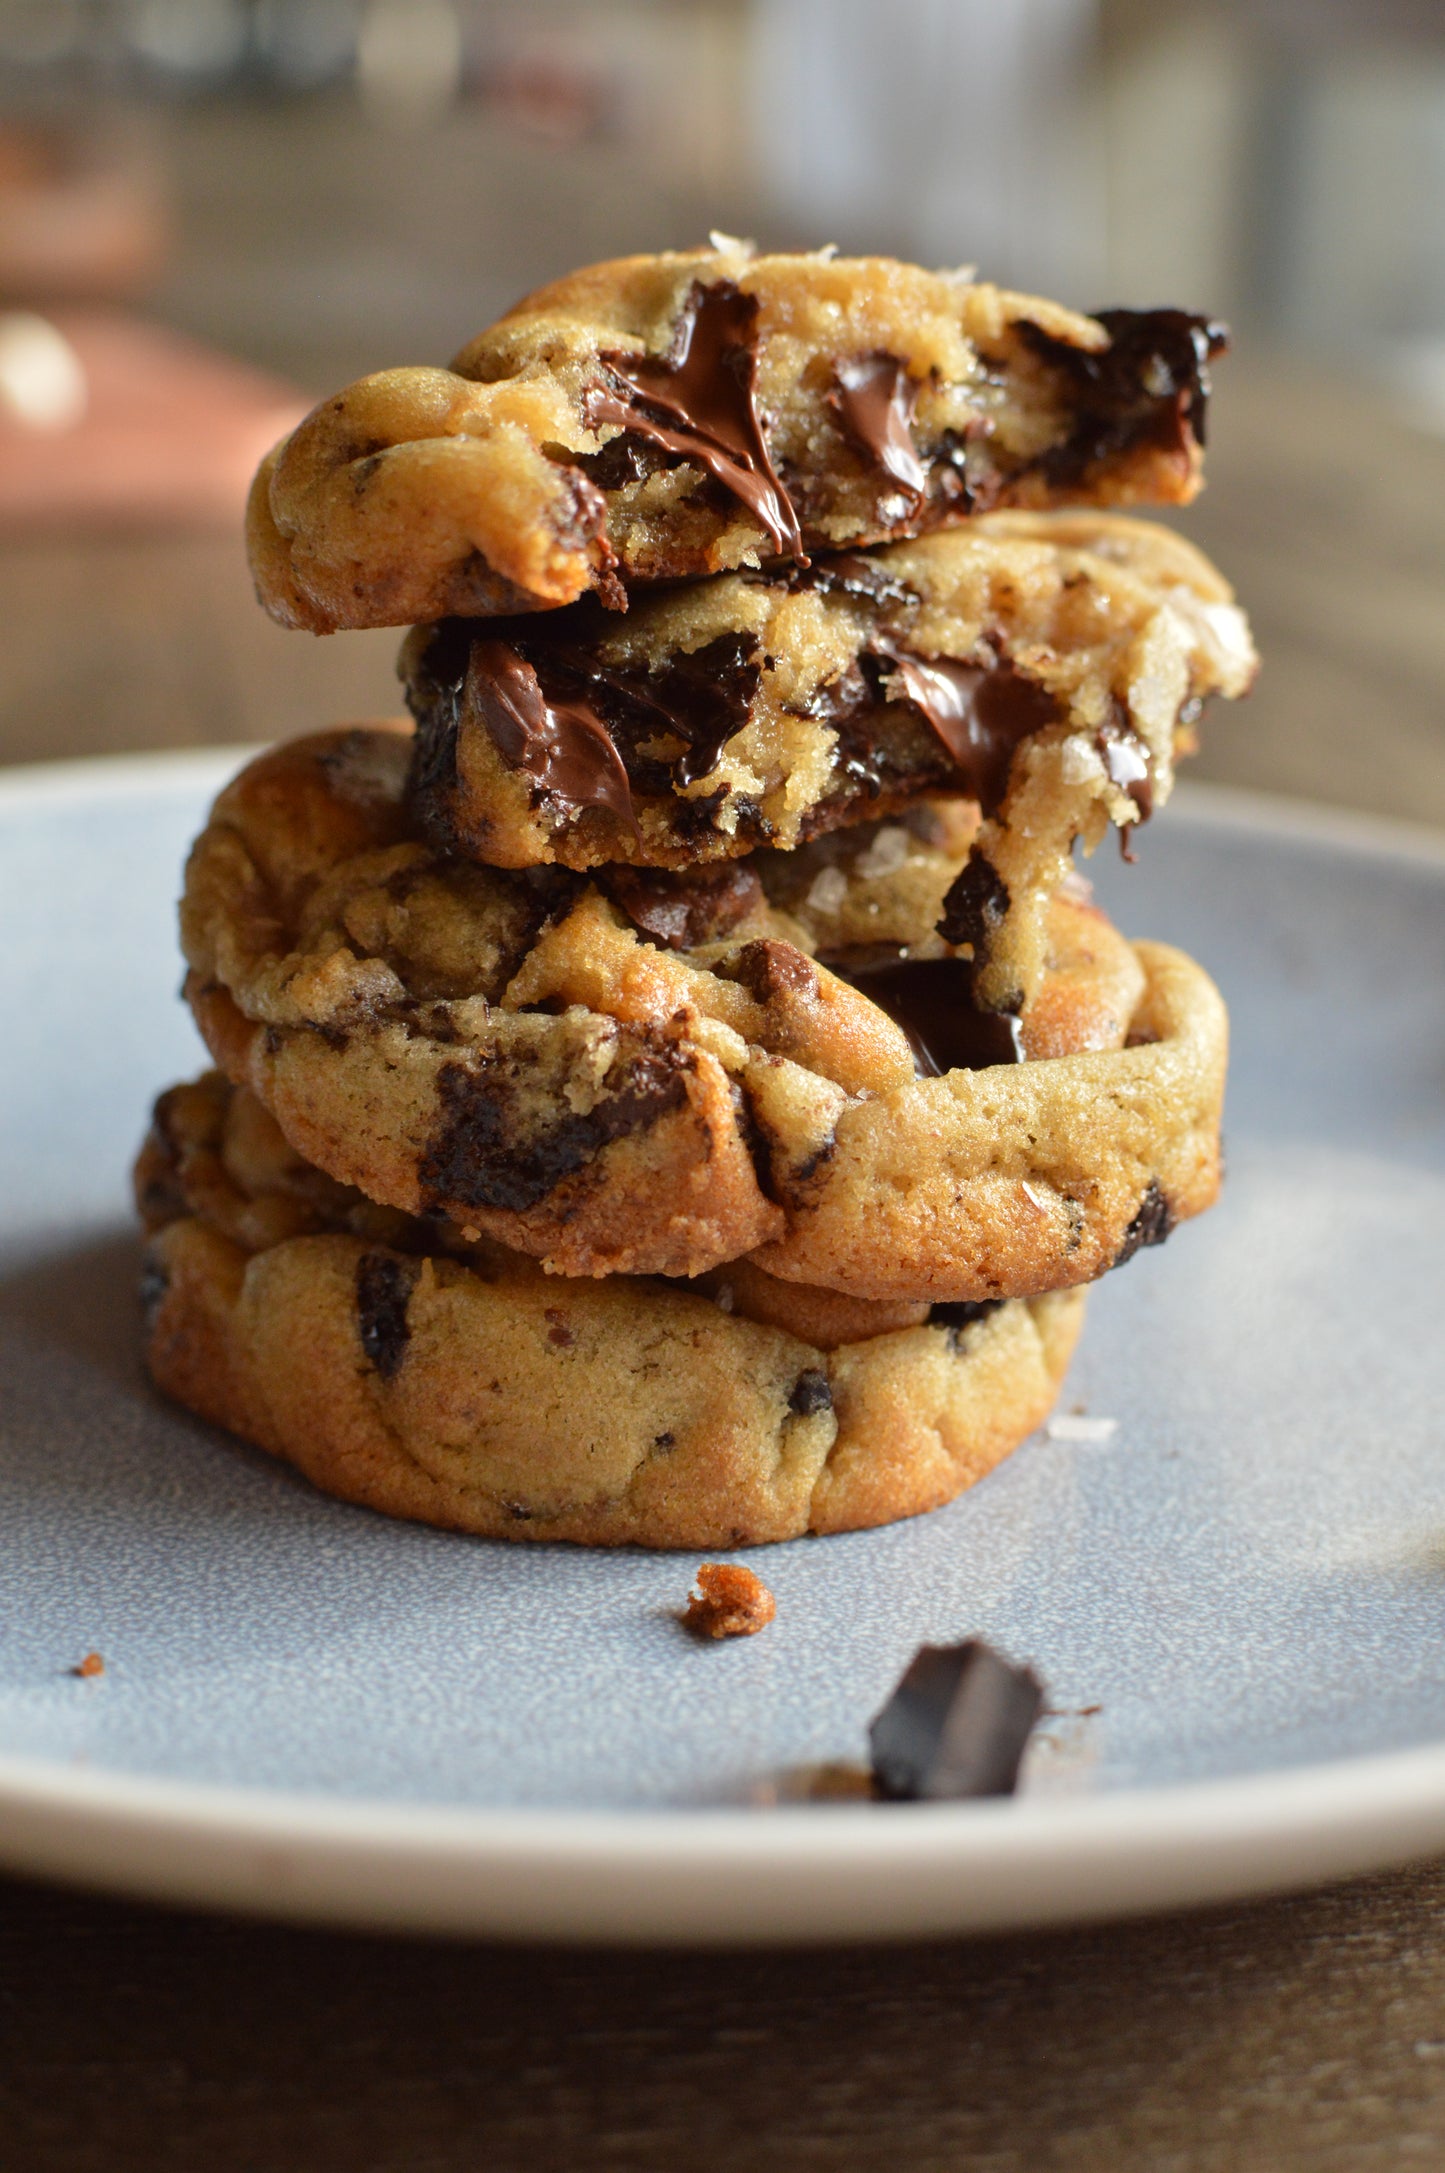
[2,749,1444,1944]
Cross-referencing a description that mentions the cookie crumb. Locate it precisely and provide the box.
[683,1563,776,1640]
[71,1652,104,1679]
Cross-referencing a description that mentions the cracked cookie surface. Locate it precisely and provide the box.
[248,242,1227,632]
[137,1074,1086,1547]
[180,728,1203,1294]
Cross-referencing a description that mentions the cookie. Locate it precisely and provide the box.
[137,1077,1087,1547]
[247,241,1226,632]
[404,512,1254,879]
[180,730,1192,1293]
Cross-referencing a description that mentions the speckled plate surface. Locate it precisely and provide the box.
[2,750,1444,1944]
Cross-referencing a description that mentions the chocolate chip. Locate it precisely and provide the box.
[869,1639,1045,1802]
[602,861,763,951]
[788,1369,832,1418]
[1113,1180,1175,1266]
[421,1040,688,1215]
[721,938,818,1005]
[355,1252,416,1379]
[928,1298,1003,1353]
[937,850,1010,954]
[1018,308,1228,486]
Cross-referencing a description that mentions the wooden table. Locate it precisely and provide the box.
[3,360,1445,2170]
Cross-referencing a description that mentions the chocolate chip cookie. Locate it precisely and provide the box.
[404,510,1254,1011]
[179,726,1220,1296]
[138,1073,1086,1546]
[248,241,1227,632]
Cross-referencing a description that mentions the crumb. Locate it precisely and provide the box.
[1045,1414,1118,1444]
[682,1562,776,1639]
[71,1652,104,1679]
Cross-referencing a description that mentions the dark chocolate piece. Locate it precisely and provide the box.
[420,621,764,808]
[883,655,1060,817]
[355,1252,416,1379]
[723,937,818,1005]
[468,639,640,837]
[830,353,926,503]
[420,1041,687,1215]
[830,953,1023,1075]
[602,860,763,951]
[1113,1179,1175,1266]
[1020,308,1228,487]
[582,281,805,558]
[788,554,918,610]
[937,853,1012,977]
[788,1369,833,1418]
[928,1298,1003,1332]
[869,1638,1045,1802]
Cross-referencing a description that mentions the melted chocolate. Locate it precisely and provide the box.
[355,1253,415,1379]
[453,624,762,816]
[937,852,1010,959]
[1113,1179,1175,1266]
[422,1042,687,1215]
[788,553,918,610]
[830,353,927,503]
[884,655,1060,817]
[831,952,1023,1075]
[602,861,763,951]
[1020,308,1228,485]
[582,281,805,558]
[467,638,639,837]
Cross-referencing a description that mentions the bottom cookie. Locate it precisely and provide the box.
[136,1075,1086,1548]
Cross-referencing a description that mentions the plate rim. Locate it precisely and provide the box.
[3,1740,1445,1943]
[4,745,1445,1942]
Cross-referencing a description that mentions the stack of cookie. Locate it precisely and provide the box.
[136,243,1256,1548]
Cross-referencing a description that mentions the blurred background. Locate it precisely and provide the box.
[1,0,1443,821]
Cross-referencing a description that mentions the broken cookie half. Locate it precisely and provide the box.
[248,242,1228,633]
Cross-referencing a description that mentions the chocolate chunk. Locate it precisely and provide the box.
[355,1252,416,1379]
[829,952,1023,1075]
[582,280,805,558]
[936,852,1013,1002]
[882,655,1060,818]
[830,353,927,504]
[928,1298,1004,1352]
[788,554,918,610]
[421,1041,688,1214]
[869,1639,1045,1802]
[788,1369,833,1417]
[1020,308,1228,486]
[722,937,818,1005]
[630,630,761,788]
[467,638,640,837]
[602,861,763,951]
[413,619,764,809]
[1113,1180,1175,1266]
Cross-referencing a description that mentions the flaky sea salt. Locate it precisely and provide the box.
[805,865,849,915]
[853,825,911,880]
[1045,1414,1119,1445]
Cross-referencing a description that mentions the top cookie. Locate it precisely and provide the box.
[247,241,1226,633]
